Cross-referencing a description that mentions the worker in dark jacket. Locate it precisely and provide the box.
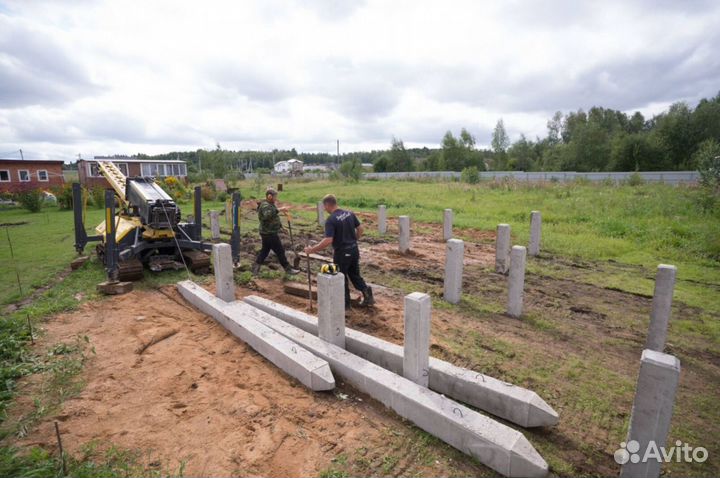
[252,188,299,276]
[304,194,374,309]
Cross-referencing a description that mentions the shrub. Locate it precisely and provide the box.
[52,184,74,210]
[18,189,43,213]
[253,173,265,197]
[217,191,228,202]
[460,166,480,184]
[90,187,106,208]
[694,138,720,194]
[339,159,362,182]
[201,185,216,201]
[626,172,645,186]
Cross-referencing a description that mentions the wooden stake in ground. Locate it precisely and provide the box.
[54,421,67,476]
[27,315,34,344]
[6,227,23,295]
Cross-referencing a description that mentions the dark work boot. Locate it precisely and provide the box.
[360,286,375,307]
[251,262,261,276]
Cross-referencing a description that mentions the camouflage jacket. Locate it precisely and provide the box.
[257,200,282,235]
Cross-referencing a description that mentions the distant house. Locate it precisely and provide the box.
[274,158,303,175]
[78,156,188,189]
[0,157,65,193]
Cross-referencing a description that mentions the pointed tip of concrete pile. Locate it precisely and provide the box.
[527,392,559,427]
[311,364,336,391]
[509,433,549,478]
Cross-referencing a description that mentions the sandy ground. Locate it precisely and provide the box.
[12,286,435,476]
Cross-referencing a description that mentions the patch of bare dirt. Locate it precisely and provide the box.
[9,283,485,477]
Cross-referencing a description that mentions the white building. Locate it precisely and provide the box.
[274,158,303,175]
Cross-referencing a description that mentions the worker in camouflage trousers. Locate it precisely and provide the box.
[252,188,299,276]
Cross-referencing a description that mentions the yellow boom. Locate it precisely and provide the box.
[97,161,128,206]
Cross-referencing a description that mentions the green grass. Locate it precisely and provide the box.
[255,179,720,311]
[0,205,105,305]
[0,441,184,477]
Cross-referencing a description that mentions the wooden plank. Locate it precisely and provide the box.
[284,282,362,306]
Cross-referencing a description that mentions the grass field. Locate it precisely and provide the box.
[1,179,719,476]
[264,179,720,312]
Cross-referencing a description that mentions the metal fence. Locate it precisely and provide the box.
[362,170,700,184]
[245,170,699,184]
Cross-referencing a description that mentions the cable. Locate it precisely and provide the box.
[159,201,192,280]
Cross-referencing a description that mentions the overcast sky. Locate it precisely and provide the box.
[1,0,719,162]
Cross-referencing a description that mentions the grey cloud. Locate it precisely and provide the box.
[204,63,293,103]
[414,27,720,115]
[0,16,101,108]
[310,59,403,120]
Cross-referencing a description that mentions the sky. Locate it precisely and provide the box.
[1,0,719,162]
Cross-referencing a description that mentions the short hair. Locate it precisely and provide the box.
[265,187,278,197]
[322,194,337,206]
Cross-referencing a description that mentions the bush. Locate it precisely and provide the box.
[461,166,480,184]
[253,173,265,197]
[52,184,74,210]
[217,191,228,202]
[339,159,362,182]
[90,187,106,208]
[694,138,720,194]
[17,190,43,213]
[201,185,216,201]
[626,172,645,186]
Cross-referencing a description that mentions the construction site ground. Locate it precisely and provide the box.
[2,204,719,477]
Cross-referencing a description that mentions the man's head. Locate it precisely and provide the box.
[265,187,278,203]
[322,194,337,213]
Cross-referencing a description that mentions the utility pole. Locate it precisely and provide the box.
[19,149,23,160]
[336,139,340,166]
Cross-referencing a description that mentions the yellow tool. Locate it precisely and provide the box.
[321,263,339,275]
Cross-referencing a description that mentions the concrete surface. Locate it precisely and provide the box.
[443,238,464,304]
[443,208,453,241]
[177,281,335,391]
[528,211,541,256]
[508,246,527,317]
[621,349,681,478]
[243,295,560,428]
[378,205,387,235]
[209,210,220,240]
[239,299,549,477]
[495,224,511,274]
[212,243,235,302]
[317,201,325,227]
[403,292,431,387]
[646,264,677,352]
[317,272,346,348]
[399,215,410,253]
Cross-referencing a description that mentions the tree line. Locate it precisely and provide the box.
[73,92,719,175]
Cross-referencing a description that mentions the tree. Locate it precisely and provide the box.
[654,102,698,169]
[507,134,536,171]
[387,137,414,172]
[491,119,510,153]
[609,133,667,171]
[373,155,389,172]
[547,111,563,145]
